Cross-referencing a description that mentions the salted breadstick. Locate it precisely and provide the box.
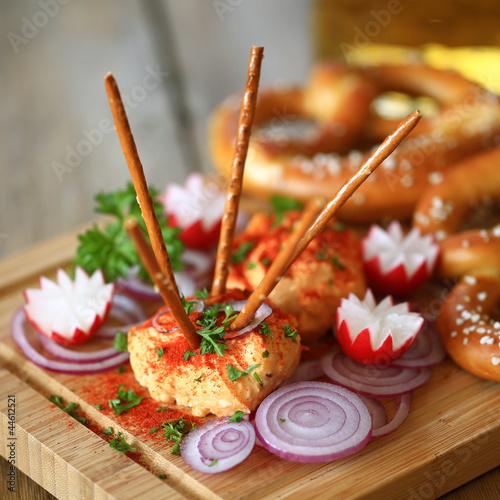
[231,196,324,330]
[211,46,264,296]
[105,73,199,349]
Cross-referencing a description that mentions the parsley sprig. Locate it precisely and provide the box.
[74,182,183,282]
[226,363,262,382]
[196,304,237,356]
[108,385,144,415]
[162,417,196,455]
[109,432,135,454]
[49,395,87,425]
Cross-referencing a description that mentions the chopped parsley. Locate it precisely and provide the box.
[113,331,128,352]
[270,195,304,226]
[155,347,164,360]
[195,288,209,299]
[162,417,196,455]
[108,385,144,415]
[156,406,171,412]
[181,295,197,314]
[261,257,271,267]
[315,251,328,260]
[149,427,160,434]
[49,395,87,425]
[247,261,257,270]
[94,404,104,410]
[331,255,346,270]
[283,325,299,342]
[231,241,255,263]
[74,182,183,283]
[253,372,262,383]
[109,432,135,454]
[262,349,270,358]
[102,427,114,435]
[196,303,236,356]
[229,410,245,423]
[259,322,272,337]
[183,350,198,361]
[226,363,261,382]
[208,459,218,467]
[116,364,125,374]
[158,474,167,480]
[279,418,286,423]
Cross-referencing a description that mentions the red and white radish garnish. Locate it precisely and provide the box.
[23,267,114,346]
[336,290,424,365]
[362,221,439,296]
[320,349,431,397]
[180,416,255,474]
[254,381,372,463]
[162,173,226,250]
[11,292,146,374]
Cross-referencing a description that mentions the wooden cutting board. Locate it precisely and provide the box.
[1,230,499,500]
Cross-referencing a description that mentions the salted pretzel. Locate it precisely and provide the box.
[437,270,500,382]
[209,63,500,222]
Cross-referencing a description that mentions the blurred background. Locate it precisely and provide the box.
[1,0,499,259]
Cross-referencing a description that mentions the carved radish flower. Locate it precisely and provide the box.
[23,267,114,346]
[362,221,439,296]
[162,173,226,250]
[336,290,424,365]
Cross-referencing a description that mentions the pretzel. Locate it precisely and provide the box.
[437,270,500,382]
[209,63,500,222]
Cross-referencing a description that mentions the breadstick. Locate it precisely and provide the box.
[230,196,324,330]
[211,46,264,296]
[105,73,199,349]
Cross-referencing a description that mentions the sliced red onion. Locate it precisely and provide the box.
[11,308,129,374]
[391,323,446,368]
[95,293,147,339]
[254,381,372,463]
[180,417,255,474]
[116,275,161,302]
[281,360,323,386]
[223,301,273,339]
[371,393,412,438]
[151,300,205,334]
[320,350,431,397]
[357,395,387,432]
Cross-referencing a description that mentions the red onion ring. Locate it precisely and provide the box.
[390,323,446,368]
[11,308,130,374]
[95,293,147,339]
[151,300,205,333]
[254,381,372,463]
[320,350,431,397]
[222,301,273,339]
[371,393,412,439]
[180,417,255,474]
[281,360,323,386]
[116,275,161,302]
[357,395,387,432]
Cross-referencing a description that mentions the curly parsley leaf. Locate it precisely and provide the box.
[226,363,261,382]
[162,417,196,455]
[196,303,236,356]
[109,432,135,454]
[108,384,144,415]
[74,182,184,282]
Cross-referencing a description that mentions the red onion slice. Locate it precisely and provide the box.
[320,350,431,397]
[391,323,446,368]
[116,275,161,302]
[254,381,372,463]
[222,301,272,339]
[152,300,205,333]
[371,393,412,438]
[11,308,129,374]
[180,417,255,474]
[357,395,387,432]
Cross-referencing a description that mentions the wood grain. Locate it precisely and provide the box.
[1,228,499,500]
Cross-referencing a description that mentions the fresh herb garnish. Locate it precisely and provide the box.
[183,350,198,361]
[231,241,255,264]
[262,350,270,358]
[253,372,262,383]
[196,303,236,356]
[108,385,144,415]
[279,418,286,423]
[155,347,164,360]
[113,331,128,352]
[102,427,114,435]
[229,410,245,423]
[181,295,197,314]
[158,474,167,480]
[283,325,299,342]
[94,404,104,410]
[74,182,183,282]
[149,427,159,433]
[270,195,304,227]
[195,288,209,299]
[49,395,87,425]
[247,261,257,270]
[156,406,171,412]
[162,417,196,455]
[259,322,272,337]
[261,257,271,267]
[226,363,261,382]
[208,459,218,467]
[331,255,346,270]
[109,432,135,454]
[315,251,328,260]
[117,364,125,374]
